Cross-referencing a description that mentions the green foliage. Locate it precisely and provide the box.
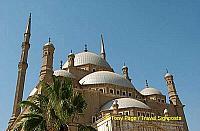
[78,124,97,131]
[14,76,91,131]
[15,95,48,131]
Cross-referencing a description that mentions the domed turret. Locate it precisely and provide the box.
[68,50,75,67]
[44,37,54,47]
[39,38,55,83]
[165,73,173,78]
[164,71,182,106]
[122,63,131,82]
[164,69,173,78]
[112,100,119,114]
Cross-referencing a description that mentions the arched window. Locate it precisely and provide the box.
[116,90,120,95]
[99,88,104,93]
[109,89,114,94]
[92,116,96,123]
[122,91,126,96]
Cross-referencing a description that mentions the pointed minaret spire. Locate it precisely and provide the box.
[8,14,31,127]
[166,68,169,73]
[24,13,31,42]
[100,34,106,60]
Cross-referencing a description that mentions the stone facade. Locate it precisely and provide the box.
[95,115,184,131]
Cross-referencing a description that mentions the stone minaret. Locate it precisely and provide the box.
[39,38,55,84]
[8,14,31,126]
[122,63,131,82]
[164,72,182,106]
[164,72,188,131]
[100,34,106,60]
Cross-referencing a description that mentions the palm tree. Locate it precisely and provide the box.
[14,94,48,131]
[14,76,93,131]
[45,76,87,130]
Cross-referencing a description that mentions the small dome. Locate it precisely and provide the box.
[165,73,173,77]
[63,52,111,69]
[79,71,134,88]
[53,70,75,78]
[68,50,75,57]
[140,87,162,96]
[44,41,54,47]
[68,52,74,56]
[122,65,127,69]
[101,98,150,111]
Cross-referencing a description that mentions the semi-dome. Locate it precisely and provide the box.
[79,71,134,88]
[53,70,75,78]
[62,52,111,69]
[140,87,162,96]
[101,98,150,111]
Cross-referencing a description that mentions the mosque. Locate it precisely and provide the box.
[7,15,188,131]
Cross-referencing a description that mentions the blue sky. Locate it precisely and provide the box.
[0,0,199,130]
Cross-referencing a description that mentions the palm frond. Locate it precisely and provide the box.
[78,124,97,131]
[16,76,88,131]
[19,101,42,113]
[23,117,45,131]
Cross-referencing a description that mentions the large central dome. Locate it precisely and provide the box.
[63,52,111,69]
[79,71,134,88]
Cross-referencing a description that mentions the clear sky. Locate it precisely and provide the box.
[0,0,199,130]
